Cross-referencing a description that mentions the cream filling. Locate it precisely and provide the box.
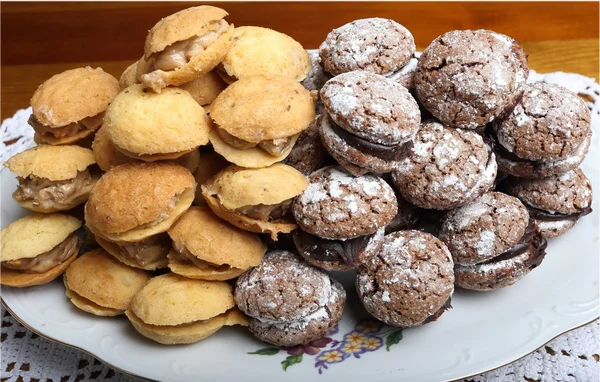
[139,195,180,229]
[13,170,93,210]
[29,113,104,139]
[216,127,295,156]
[117,236,170,267]
[234,199,293,222]
[171,241,231,271]
[2,233,80,273]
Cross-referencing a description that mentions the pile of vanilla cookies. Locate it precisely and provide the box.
[1,6,594,348]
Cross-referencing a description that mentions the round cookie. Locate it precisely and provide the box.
[504,169,593,238]
[392,120,497,210]
[494,82,591,161]
[319,18,415,76]
[105,84,210,161]
[119,60,141,89]
[234,250,346,346]
[219,26,311,82]
[140,6,234,92]
[292,166,397,239]
[356,230,454,327]
[414,30,529,129]
[438,192,530,265]
[384,192,421,234]
[387,56,419,89]
[64,248,151,316]
[283,114,329,175]
[95,233,171,271]
[179,70,227,107]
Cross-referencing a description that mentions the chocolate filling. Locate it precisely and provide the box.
[292,229,372,266]
[329,117,413,161]
[527,205,593,222]
[422,297,452,324]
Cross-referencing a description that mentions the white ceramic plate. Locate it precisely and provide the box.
[2,119,599,382]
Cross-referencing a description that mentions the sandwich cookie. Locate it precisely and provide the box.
[119,59,141,90]
[1,213,82,287]
[180,70,227,111]
[218,26,311,83]
[126,273,247,345]
[234,250,345,346]
[391,120,497,210]
[29,67,119,145]
[387,55,419,89]
[283,114,329,176]
[209,75,315,168]
[167,206,266,280]
[319,71,420,175]
[414,30,529,129]
[193,150,229,206]
[6,145,97,212]
[319,18,415,76]
[356,231,454,327]
[504,169,593,238]
[105,84,210,161]
[85,162,196,242]
[95,233,170,271]
[140,6,234,92]
[64,248,150,316]
[201,164,308,240]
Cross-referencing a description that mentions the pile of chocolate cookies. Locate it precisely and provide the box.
[0,7,594,349]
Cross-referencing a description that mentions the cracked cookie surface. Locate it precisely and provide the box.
[414,30,528,129]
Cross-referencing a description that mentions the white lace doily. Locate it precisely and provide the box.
[1,71,599,381]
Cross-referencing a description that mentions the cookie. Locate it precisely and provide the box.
[29,67,119,145]
[167,206,266,280]
[202,164,308,240]
[387,56,419,89]
[454,220,547,290]
[292,166,397,239]
[392,120,497,210]
[1,213,82,287]
[64,248,151,316]
[85,162,196,242]
[356,231,454,327]
[119,60,141,90]
[504,169,593,238]
[235,250,345,346]
[126,273,247,344]
[292,227,385,271]
[414,30,529,129]
[319,18,415,76]
[439,192,530,265]
[193,150,229,205]
[218,26,311,83]
[95,234,170,271]
[301,50,332,113]
[283,114,329,175]
[180,70,227,107]
[105,84,210,161]
[209,75,315,168]
[384,192,421,234]
[493,83,591,161]
[140,6,234,92]
[6,145,97,212]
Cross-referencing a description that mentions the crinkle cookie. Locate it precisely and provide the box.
[504,169,593,238]
[283,114,329,176]
[438,192,529,265]
[387,56,419,89]
[234,251,345,346]
[356,230,454,327]
[414,30,529,129]
[493,82,591,161]
[392,120,497,210]
[302,50,332,113]
[319,18,415,76]
[292,166,397,239]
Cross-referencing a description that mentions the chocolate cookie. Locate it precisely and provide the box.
[292,166,397,239]
[392,120,497,210]
[234,251,346,346]
[414,30,528,129]
[283,115,329,175]
[384,184,421,234]
[439,192,529,265]
[494,82,591,161]
[319,18,415,76]
[302,50,332,114]
[356,230,454,327]
[292,227,385,271]
[454,220,547,290]
[504,169,593,238]
[387,55,418,89]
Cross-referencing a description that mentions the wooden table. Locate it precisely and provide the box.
[2,2,599,121]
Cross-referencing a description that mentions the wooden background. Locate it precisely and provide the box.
[2,2,599,120]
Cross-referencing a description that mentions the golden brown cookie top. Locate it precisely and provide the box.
[210,75,315,142]
[92,126,133,171]
[31,67,119,127]
[1,213,81,261]
[85,162,196,235]
[105,84,210,155]
[65,248,151,310]
[129,273,235,325]
[6,145,95,181]
[221,26,311,81]
[180,70,227,106]
[168,206,266,269]
[202,163,308,210]
[144,5,229,57]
